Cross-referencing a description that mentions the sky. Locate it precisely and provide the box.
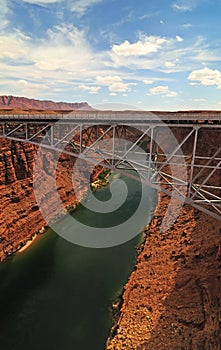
[1,0,221,110]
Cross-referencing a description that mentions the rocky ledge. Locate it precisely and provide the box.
[0,138,93,261]
[106,191,221,349]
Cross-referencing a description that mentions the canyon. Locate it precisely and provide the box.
[0,101,221,349]
[0,96,94,260]
[0,138,83,261]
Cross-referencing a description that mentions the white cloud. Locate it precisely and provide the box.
[139,12,159,20]
[0,24,104,97]
[17,79,48,90]
[165,61,175,68]
[193,50,221,62]
[109,82,130,93]
[0,30,31,59]
[176,35,184,42]
[79,85,101,94]
[148,85,178,97]
[20,0,62,5]
[142,79,154,85]
[111,35,169,57]
[1,5,219,103]
[96,75,122,85]
[96,75,136,93]
[71,0,103,16]
[182,23,193,29]
[0,2,10,30]
[172,3,192,11]
[3,79,49,99]
[108,33,192,72]
[20,0,103,15]
[46,24,90,49]
[1,19,213,100]
[0,24,92,67]
[29,24,96,74]
[171,0,197,12]
[188,67,221,88]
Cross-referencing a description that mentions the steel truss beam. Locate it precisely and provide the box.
[0,118,220,221]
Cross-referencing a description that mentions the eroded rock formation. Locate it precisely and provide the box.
[0,138,87,261]
[106,127,221,350]
[0,95,92,111]
[106,195,221,349]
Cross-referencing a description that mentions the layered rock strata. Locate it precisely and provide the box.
[0,95,92,111]
[106,191,221,349]
[0,138,88,261]
[106,126,221,349]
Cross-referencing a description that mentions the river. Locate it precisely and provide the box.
[0,172,155,350]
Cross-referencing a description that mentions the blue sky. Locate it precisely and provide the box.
[1,0,221,110]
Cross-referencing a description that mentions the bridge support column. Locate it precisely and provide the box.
[112,125,116,165]
[188,127,199,197]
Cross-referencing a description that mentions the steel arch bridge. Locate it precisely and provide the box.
[0,110,221,221]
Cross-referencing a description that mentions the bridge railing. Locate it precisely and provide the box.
[0,111,221,123]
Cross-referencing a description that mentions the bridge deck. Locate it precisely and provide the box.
[0,110,221,123]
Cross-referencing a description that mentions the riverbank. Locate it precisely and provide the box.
[107,189,158,340]
[18,234,38,253]
[0,167,151,350]
[106,191,221,349]
[107,226,151,340]
[0,146,109,263]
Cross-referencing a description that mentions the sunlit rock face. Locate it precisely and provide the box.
[0,95,92,111]
[0,138,82,261]
[106,127,221,350]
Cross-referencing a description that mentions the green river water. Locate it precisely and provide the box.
[0,172,155,350]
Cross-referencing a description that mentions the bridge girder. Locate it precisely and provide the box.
[0,115,220,221]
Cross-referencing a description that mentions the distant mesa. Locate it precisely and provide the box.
[0,95,93,112]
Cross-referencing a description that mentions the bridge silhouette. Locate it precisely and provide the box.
[0,111,220,221]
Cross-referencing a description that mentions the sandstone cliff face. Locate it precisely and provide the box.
[107,127,221,350]
[0,138,85,262]
[107,198,221,350]
[0,95,92,111]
